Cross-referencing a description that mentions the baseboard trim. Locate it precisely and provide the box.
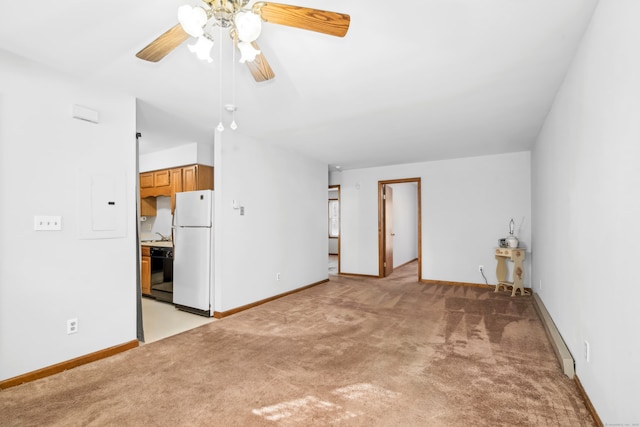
[337,272,380,278]
[421,279,536,294]
[0,339,139,390]
[574,375,603,427]
[213,279,329,319]
[532,293,575,378]
[420,279,495,290]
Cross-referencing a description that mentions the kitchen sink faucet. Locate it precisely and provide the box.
[155,232,170,241]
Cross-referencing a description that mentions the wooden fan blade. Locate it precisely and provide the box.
[245,41,275,82]
[257,2,350,37]
[136,24,190,62]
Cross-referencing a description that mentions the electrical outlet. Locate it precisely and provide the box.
[584,340,590,362]
[276,273,281,281]
[67,318,78,335]
[478,265,484,273]
[539,279,542,290]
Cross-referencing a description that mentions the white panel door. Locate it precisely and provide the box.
[173,227,211,311]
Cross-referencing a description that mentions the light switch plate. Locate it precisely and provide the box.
[34,215,62,231]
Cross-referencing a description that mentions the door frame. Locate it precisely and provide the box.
[377,178,422,279]
[329,184,341,274]
[383,185,394,277]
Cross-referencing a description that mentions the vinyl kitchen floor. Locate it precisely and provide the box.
[141,297,216,344]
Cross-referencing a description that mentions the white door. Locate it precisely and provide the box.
[173,227,211,312]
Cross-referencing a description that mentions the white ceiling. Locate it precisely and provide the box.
[0,0,597,170]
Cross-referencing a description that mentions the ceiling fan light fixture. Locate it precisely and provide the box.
[188,35,214,62]
[234,11,262,42]
[138,1,350,84]
[237,41,260,63]
[178,5,207,38]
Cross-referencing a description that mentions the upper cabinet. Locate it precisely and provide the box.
[139,172,154,189]
[140,169,173,198]
[182,165,214,192]
[170,165,213,211]
[140,164,214,214]
[140,197,157,216]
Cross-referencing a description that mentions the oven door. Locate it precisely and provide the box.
[149,247,173,303]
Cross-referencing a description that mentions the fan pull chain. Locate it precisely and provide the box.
[230,32,238,130]
[216,24,224,132]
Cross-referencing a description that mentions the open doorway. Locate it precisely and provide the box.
[378,178,421,279]
[135,134,216,344]
[329,185,340,275]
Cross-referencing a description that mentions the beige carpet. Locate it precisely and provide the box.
[0,262,594,426]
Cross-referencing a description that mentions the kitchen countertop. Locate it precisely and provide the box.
[141,240,173,248]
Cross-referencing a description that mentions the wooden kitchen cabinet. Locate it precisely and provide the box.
[151,169,171,196]
[182,166,197,192]
[182,165,214,192]
[139,164,214,213]
[140,172,154,189]
[141,246,151,296]
[140,169,172,198]
[173,165,213,211]
[140,197,157,216]
[170,168,184,212]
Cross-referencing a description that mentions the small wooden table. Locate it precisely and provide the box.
[494,247,527,296]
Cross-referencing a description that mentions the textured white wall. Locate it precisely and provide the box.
[333,152,531,284]
[0,52,137,380]
[532,1,640,421]
[139,142,213,172]
[213,132,328,312]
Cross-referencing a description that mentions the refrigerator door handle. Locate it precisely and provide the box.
[171,213,176,249]
[172,228,177,259]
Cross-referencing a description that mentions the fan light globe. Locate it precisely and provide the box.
[234,11,262,42]
[188,36,214,62]
[178,5,207,38]
[237,41,260,63]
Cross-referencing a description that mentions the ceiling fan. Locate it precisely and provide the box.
[136,0,351,82]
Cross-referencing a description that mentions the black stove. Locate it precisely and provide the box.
[149,246,173,303]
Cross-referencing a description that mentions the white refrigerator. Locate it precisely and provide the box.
[173,190,214,316]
